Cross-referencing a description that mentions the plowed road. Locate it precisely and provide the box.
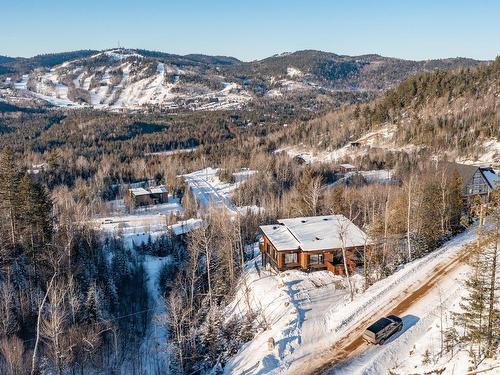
[292,236,482,375]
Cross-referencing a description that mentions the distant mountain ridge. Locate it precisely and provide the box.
[0,48,485,111]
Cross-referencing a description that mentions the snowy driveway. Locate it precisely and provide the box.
[181,167,255,213]
[297,230,483,375]
[183,172,236,212]
[225,227,483,375]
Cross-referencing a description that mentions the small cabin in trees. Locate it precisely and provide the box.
[338,163,358,174]
[440,162,500,201]
[293,155,307,165]
[127,185,168,208]
[259,215,370,275]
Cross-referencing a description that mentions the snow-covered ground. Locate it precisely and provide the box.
[145,147,197,157]
[139,254,172,374]
[335,241,500,375]
[91,196,184,249]
[278,124,500,169]
[1,50,254,111]
[457,137,500,168]
[92,166,259,250]
[224,227,484,374]
[182,167,257,213]
[275,125,407,165]
[325,169,395,189]
[224,250,360,375]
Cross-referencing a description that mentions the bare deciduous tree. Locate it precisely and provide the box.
[0,336,25,375]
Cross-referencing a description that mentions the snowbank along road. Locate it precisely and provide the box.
[297,231,489,375]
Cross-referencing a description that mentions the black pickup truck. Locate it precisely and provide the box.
[362,315,403,344]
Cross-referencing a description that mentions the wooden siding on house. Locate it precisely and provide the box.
[260,232,366,274]
[128,189,168,208]
[300,253,309,269]
[465,169,490,196]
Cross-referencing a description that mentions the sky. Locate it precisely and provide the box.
[1,0,498,61]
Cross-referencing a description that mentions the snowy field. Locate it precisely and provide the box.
[275,125,408,165]
[90,196,184,249]
[224,227,486,374]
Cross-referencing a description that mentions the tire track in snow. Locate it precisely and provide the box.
[298,232,486,375]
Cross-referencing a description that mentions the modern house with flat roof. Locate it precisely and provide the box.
[259,215,370,274]
[127,185,168,208]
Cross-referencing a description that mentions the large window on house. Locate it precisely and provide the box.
[285,253,298,264]
[309,254,324,265]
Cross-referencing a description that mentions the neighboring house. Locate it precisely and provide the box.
[259,215,370,275]
[338,163,358,174]
[440,162,500,201]
[482,167,500,191]
[28,162,48,175]
[127,185,168,208]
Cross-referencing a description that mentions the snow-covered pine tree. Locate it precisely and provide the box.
[457,242,489,362]
[485,188,500,357]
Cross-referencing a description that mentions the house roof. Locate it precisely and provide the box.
[439,162,479,184]
[149,185,167,194]
[439,162,500,190]
[129,187,150,196]
[261,215,370,252]
[260,224,300,251]
[482,168,500,189]
[129,185,168,196]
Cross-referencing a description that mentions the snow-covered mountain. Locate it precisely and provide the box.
[0,50,253,111]
[0,49,483,111]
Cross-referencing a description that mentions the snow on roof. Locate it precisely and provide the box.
[260,224,300,251]
[149,185,167,194]
[170,218,203,236]
[129,185,168,196]
[339,163,356,169]
[130,187,150,196]
[261,215,370,252]
[482,169,500,189]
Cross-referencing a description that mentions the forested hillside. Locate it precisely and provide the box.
[277,57,499,164]
[0,147,150,374]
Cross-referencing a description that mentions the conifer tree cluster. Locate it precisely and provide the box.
[457,189,500,363]
[0,148,150,374]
